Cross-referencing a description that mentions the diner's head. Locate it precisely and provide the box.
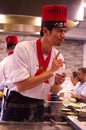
[40,5,67,37]
[77,67,86,83]
[70,71,79,86]
[6,35,18,50]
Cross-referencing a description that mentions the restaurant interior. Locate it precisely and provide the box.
[0,0,86,130]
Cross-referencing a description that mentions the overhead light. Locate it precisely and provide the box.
[76,2,84,21]
[84,2,86,8]
[0,29,4,32]
[35,17,41,26]
[0,14,6,23]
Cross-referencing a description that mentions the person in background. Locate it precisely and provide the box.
[0,35,18,90]
[59,72,79,93]
[0,35,18,119]
[59,71,79,103]
[2,5,67,122]
[62,71,79,91]
[71,67,86,102]
[70,71,80,100]
[70,71,79,87]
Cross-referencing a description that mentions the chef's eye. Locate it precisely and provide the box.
[57,28,66,33]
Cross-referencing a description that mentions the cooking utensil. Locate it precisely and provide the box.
[50,118,63,130]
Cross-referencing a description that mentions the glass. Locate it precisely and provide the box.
[63,92,71,107]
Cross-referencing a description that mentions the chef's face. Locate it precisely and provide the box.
[43,27,66,47]
[49,27,66,46]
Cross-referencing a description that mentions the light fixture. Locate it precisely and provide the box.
[84,2,86,8]
[0,14,6,23]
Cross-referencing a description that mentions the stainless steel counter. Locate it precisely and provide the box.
[0,101,86,130]
[0,121,73,130]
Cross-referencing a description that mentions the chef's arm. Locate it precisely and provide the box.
[15,70,53,92]
[14,58,63,92]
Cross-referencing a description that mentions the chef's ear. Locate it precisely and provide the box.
[40,27,47,36]
[43,27,48,34]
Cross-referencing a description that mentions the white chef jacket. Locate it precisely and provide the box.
[0,54,14,120]
[10,40,65,99]
[0,55,14,90]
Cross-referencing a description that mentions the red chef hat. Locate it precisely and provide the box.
[41,5,67,28]
[6,35,18,45]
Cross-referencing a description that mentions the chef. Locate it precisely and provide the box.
[0,35,18,120]
[1,5,67,122]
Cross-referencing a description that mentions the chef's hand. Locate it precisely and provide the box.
[54,73,66,86]
[51,53,63,72]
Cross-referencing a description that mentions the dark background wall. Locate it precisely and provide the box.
[0,0,84,20]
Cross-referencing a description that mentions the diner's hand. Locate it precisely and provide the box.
[51,53,63,72]
[71,92,81,99]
